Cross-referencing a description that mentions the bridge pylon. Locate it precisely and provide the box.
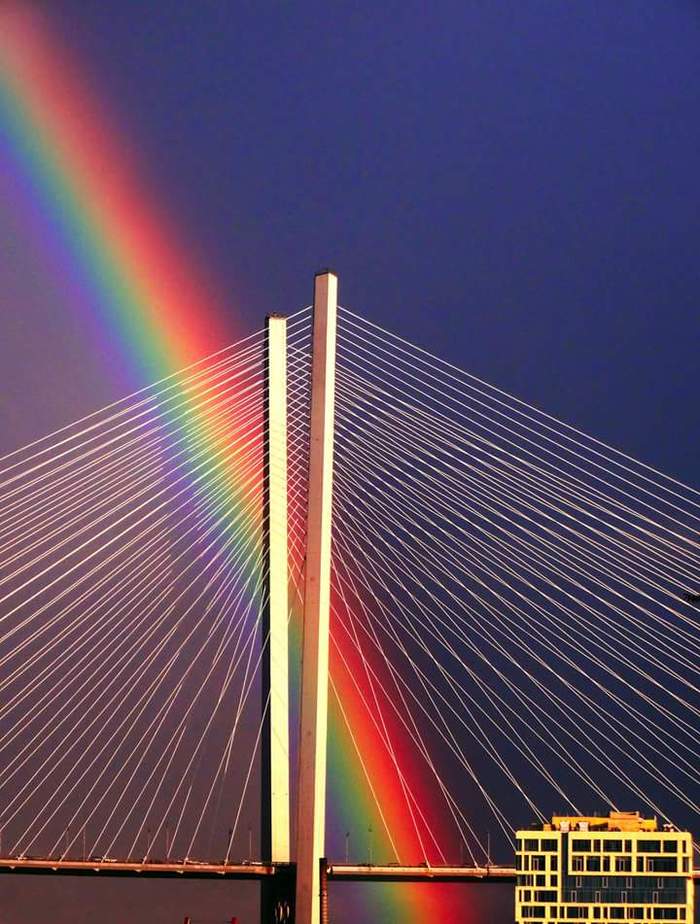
[261,313,292,923]
[295,271,338,924]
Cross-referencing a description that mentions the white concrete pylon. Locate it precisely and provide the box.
[295,271,338,924]
[261,314,290,865]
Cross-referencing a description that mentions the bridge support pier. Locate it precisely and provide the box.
[319,858,329,924]
[261,865,295,924]
[295,271,338,924]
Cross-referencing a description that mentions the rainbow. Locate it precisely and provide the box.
[0,3,228,380]
[0,6,475,921]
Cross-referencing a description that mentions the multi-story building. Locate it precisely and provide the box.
[515,812,693,924]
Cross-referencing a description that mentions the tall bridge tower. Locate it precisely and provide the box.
[261,272,337,924]
[294,271,337,924]
[261,313,293,922]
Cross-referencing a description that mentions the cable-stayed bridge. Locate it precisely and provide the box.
[0,273,697,923]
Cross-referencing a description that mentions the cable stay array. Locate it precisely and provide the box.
[0,311,311,864]
[302,308,699,868]
[0,300,697,880]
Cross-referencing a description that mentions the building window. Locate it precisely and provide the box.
[551,857,558,871]
[604,840,623,852]
[535,891,557,903]
[638,841,661,854]
[662,841,677,854]
[636,858,644,872]
[626,878,632,889]
[615,858,632,872]
[516,839,523,851]
[648,858,677,873]
[587,858,601,872]
[573,840,592,852]
[536,875,546,886]
[573,858,584,872]
[603,858,610,872]
[625,841,632,853]
[542,839,558,852]
[652,910,677,920]
[610,910,624,920]
[525,839,539,851]
[550,875,558,887]
[652,892,658,903]
[576,877,582,888]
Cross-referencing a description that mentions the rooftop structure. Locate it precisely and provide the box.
[546,813,659,833]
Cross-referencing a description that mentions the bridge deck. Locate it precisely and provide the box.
[327,864,516,882]
[0,859,697,883]
[0,859,513,881]
[0,858,279,879]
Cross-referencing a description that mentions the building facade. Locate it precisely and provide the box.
[515,812,693,924]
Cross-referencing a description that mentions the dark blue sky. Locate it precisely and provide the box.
[4,0,698,476]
